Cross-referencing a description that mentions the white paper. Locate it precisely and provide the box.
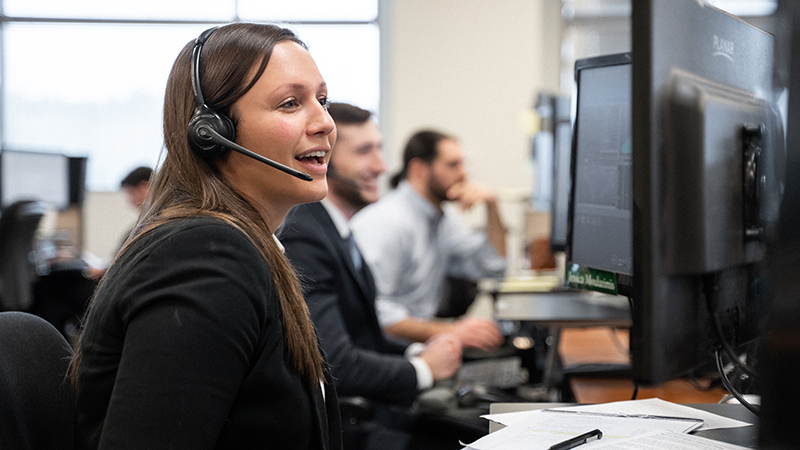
[589,429,750,450]
[484,410,547,428]
[464,410,703,450]
[548,398,752,431]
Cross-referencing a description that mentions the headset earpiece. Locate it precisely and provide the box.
[187,27,235,159]
[188,104,236,158]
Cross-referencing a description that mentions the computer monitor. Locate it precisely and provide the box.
[631,0,784,384]
[566,52,633,297]
[549,95,573,253]
[532,93,556,214]
[758,1,800,445]
[531,92,573,253]
[68,156,88,206]
[0,150,71,211]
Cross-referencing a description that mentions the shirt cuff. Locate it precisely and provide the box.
[404,342,425,357]
[408,356,434,390]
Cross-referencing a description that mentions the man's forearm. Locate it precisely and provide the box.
[384,317,453,343]
[485,199,507,257]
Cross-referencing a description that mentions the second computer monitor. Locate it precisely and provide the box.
[566,52,633,296]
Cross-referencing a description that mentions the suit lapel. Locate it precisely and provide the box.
[308,203,376,302]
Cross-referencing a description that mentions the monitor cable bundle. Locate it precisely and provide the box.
[702,274,760,417]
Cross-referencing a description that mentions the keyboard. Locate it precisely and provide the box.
[455,356,522,390]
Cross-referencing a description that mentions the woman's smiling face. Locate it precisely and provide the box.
[220,40,336,228]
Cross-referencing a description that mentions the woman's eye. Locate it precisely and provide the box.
[319,97,330,110]
[281,99,297,108]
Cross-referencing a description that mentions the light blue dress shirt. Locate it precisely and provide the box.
[350,181,507,328]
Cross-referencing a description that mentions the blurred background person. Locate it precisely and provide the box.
[119,166,153,211]
[351,129,507,351]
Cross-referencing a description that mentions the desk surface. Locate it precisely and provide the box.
[489,402,757,448]
[493,291,631,327]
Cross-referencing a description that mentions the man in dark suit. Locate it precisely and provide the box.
[280,103,466,450]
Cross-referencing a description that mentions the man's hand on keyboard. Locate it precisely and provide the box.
[420,333,462,380]
[451,317,504,350]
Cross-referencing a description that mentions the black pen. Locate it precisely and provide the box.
[548,429,603,450]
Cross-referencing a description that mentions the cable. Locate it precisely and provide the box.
[606,327,630,357]
[715,350,760,417]
[702,275,759,379]
[627,295,637,402]
[710,311,759,378]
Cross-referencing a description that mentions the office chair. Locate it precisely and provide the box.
[0,200,46,311]
[31,258,97,341]
[0,311,75,449]
[436,276,479,319]
[338,396,375,450]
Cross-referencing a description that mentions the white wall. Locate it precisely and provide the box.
[380,0,559,186]
[379,0,562,273]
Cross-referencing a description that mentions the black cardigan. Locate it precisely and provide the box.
[75,217,341,449]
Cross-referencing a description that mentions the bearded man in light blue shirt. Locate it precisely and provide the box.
[351,130,507,350]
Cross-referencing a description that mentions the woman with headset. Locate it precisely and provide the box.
[70,23,340,449]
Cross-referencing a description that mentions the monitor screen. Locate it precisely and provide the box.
[0,150,71,211]
[631,0,783,384]
[566,52,633,295]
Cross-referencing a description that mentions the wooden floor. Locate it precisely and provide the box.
[558,327,729,404]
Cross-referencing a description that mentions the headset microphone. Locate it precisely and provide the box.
[187,27,313,182]
[199,126,313,181]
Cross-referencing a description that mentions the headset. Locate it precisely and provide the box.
[186,27,312,182]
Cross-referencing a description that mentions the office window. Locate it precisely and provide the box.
[238,0,378,22]
[3,0,235,20]
[1,2,379,191]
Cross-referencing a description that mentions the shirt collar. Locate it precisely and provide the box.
[321,198,351,240]
[272,234,286,254]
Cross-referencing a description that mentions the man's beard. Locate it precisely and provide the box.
[427,176,450,205]
[329,170,370,211]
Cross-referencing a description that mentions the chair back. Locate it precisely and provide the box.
[0,311,75,449]
[0,201,46,311]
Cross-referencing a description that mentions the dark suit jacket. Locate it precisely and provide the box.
[76,217,342,449]
[281,202,419,405]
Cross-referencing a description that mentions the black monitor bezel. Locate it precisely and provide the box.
[566,51,634,298]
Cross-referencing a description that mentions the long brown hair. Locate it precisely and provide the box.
[70,23,324,386]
